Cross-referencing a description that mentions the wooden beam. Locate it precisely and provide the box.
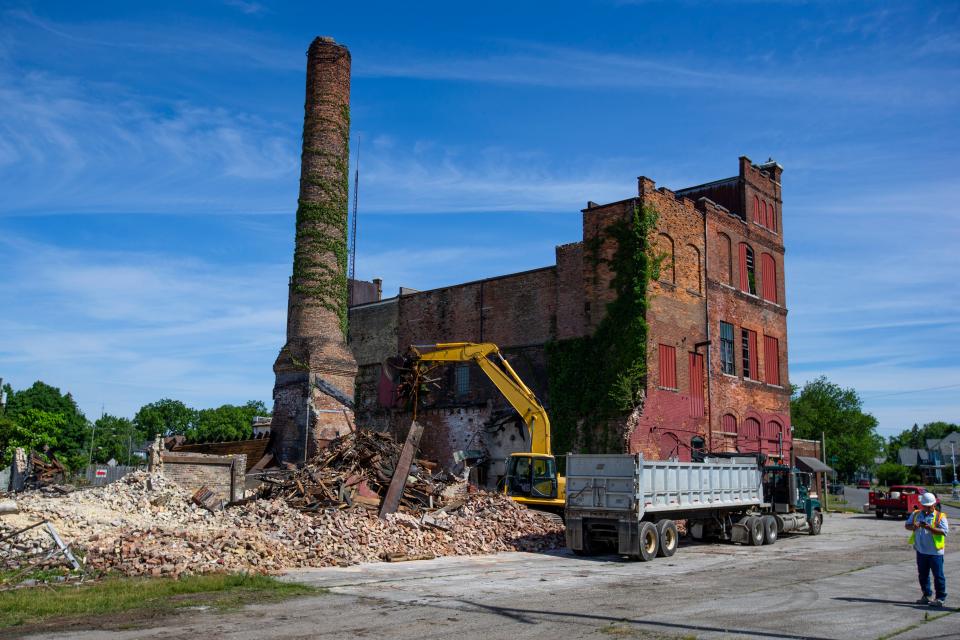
[378,421,424,519]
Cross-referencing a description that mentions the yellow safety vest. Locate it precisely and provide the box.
[909,510,946,550]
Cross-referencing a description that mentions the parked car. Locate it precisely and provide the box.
[857,479,871,489]
[828,483,845,495]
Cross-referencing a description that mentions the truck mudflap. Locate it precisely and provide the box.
[618,520,640,556]
[566,516,583,551]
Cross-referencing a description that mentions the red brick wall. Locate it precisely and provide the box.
[628,182,708,461]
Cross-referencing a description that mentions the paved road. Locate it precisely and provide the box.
[22,513,960,640]
[843,485,960,521]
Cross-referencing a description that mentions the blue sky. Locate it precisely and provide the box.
[0,1,957,437]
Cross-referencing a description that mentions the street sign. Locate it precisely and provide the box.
[830,456,839,464]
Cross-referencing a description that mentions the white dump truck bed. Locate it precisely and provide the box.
[566,454,762,517]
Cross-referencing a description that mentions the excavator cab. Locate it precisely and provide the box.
[506,453,559,500]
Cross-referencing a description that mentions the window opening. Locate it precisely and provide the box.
[720,322,735,374]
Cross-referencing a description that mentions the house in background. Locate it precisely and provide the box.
[898,431,960,484]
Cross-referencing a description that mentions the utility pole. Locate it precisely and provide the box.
[821,431,829,513]
[951,442,959,500]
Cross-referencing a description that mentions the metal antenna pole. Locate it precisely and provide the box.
[347,135,360,307]
[951,442,959,500]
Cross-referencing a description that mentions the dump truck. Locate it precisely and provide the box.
[383,342,565,512]
[565,453,822,560]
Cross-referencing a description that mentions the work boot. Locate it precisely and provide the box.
[929,599,945,608]
[916,595,930,605]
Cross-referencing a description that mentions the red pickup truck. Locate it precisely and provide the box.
[869,485,941,519]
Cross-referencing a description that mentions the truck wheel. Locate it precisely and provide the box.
[636,521,659,561]
[875,510,884,519]
[762,515,778,545]
[808,511,823,536]
[744,516,764,546]
[656,520,678,557]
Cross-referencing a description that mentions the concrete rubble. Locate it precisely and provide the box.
[1,449,563,579]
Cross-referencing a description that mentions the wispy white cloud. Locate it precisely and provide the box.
[357,41,960,107]
[0,63,299,215]
[0,234,287,417]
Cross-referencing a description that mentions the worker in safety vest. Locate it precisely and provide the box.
[905,492,949,607]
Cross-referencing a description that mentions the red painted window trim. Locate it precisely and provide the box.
[753,195,760,223]
[659,344,677,389]
[764,335,780,386]
[761,253,777,303]
[689,352,704,417]
[761,200,768,228]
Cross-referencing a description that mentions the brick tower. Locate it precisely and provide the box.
[271,36,357,463]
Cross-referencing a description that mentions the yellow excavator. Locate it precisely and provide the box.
[384,342,565,512]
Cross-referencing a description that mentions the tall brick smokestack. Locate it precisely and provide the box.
[272,36,357,463]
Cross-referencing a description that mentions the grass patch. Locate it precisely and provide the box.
[598,623,696,639]
[942,500,960,509]
[0,573,319,630]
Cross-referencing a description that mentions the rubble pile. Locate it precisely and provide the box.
[2,463,564,578]
[258,430,453,511]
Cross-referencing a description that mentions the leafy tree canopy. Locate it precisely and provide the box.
[3,382,90,469]
[875,461,910,487]
[188,400,268,442]
[0,409,65,466]
[133,399,196,440]
[791,376,883,479]
[92,414,139,466]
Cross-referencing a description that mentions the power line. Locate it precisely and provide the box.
[862,383,960,400]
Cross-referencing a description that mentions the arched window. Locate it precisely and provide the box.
[717,232,732,285]
[738,242,756,295]
[743,417,761,442]
[765,419,785,456]
[761,252,777,303]
[686,244,702,293]
[769,202,777,233]
[761,200,768,227]
[722,413,738,434]
[753,195,761,224]
[657,233,675,284]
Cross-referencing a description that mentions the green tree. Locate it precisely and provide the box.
[133,399,197,440]
[791,376,882,480]
[91,414,139,465]
[875,462,910,487]
[188,401,268,442]
[3,382,90,469]
[886,421,960,464]
[0,409,65,466]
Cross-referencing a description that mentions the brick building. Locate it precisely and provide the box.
[348,156,791,486]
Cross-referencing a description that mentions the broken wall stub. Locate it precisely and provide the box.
[161,452,246,503]
[272,36,358,464]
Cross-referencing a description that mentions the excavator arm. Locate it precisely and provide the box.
[404,342,552,456]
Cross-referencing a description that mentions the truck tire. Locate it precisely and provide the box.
[762,515,778,545]
[744,516,764,546]
[656,520,678,557]
[808,511,823,535]
[875,510,884,519]
[635,521,659,561]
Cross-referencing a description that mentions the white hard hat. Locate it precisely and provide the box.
[919,492,937,507]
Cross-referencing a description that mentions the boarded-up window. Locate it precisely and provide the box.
[766,420,784,454]
[753,195,761,224]
[686,244,702,293]
[761,253,777,303]
[739,243,756,295]
[659,344,677,389]
[689,352,705,417]
[717,232,732,285]
[742,328,758,379]
[764,335,780,386]
[769,203,777,232]
[657,233,675,284]
[761,200,768,227]
[743,417,761,441]
[722,413,738,434]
